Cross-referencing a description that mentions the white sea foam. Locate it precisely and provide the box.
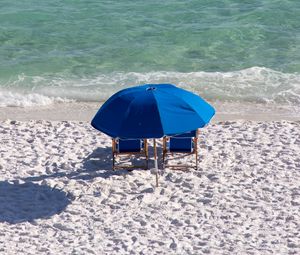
[1,67,299,107]
[0,91,72,107]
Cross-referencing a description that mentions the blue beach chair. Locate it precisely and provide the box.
[112,138,149,170]
[162,130,199,170]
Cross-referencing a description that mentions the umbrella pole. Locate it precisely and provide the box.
[154,138,159,187]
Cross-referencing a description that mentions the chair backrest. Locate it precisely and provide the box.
[172,130,197,138]
[117,139,143,152]
[169,130,197,152]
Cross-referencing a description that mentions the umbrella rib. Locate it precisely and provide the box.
[151,91,165,137]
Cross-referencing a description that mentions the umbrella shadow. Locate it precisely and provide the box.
[21,146,130,183]
[71,146,126,180]
[0,181,71,224]
[81,146,113,172]
[74,146,152,180]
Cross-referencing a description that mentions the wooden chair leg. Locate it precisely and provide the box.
[112,139,116,170]
[162,138,166,169]
[145,151,149,170]
[112,153,116,170]
[195,136,198,170]
[162,150,166,169]
[145,139,149,169]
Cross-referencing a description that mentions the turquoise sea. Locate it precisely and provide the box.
[0,0,299,108]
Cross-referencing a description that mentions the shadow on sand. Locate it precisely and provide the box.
[20,146,135,183]
[0,181,71,224]
[2,147,154,224]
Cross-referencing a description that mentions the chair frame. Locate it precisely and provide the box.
[162,130,199,170]
[112,138,149,170]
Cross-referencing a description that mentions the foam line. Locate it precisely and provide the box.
[0,67,299,107]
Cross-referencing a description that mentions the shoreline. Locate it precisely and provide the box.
[0,101,299,122]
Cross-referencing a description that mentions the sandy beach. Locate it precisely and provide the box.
[0,110,299,254]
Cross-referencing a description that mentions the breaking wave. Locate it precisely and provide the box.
[0,67,299,107]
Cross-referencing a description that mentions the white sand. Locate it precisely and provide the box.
[0,119,299,254]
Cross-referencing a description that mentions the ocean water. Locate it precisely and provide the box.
[0,0,300,109]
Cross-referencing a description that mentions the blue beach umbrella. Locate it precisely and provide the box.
[91,84,215,186]
[91,84,215,138]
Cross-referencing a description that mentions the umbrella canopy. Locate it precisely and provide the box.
[91,84,215,138]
